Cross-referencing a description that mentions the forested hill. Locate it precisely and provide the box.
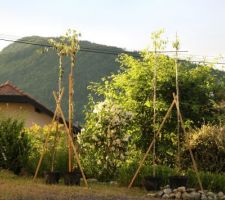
[0,36,126,123]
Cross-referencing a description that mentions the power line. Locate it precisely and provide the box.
[188,60,225,65]
[1,37,225,65]
[167,53,225,65]
[0,38,187,56]
[0,37,218,59]
[0,38,140,57]
[0,38,51,47]
[0,34,188,54]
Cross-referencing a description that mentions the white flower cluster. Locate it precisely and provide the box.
[78,98,135,177]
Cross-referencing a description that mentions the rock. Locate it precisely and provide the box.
[164,188,172,195]
[177,186,186,193]
[169,193,176,199]
[173,189,178,193]
[147,193,156,197]
[207,192,216,200]
[207,192,215,197]
[218,192,225,199]
[187,188,197,193]
[182,192,192,200]
[201,194,207,200]
[175,191,182,199]
[161,185,170,190]
[190,191,201,200]
[155,191,164,198]
[162,194,170,199]
[220,196,225,200]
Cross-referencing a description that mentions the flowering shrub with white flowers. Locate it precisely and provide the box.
[78,99,134,181]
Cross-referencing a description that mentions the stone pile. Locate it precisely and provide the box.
[151,185,225,200]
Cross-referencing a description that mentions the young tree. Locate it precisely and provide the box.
[49,30,80,172]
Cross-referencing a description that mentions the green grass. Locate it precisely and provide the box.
[0,170,151,200]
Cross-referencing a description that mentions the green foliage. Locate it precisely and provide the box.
[187,169,225,192]
[118,162,225,192]
[0,118,30,174]
[0,169,18,179]
[181,125,225,173]
[82,32,225,171]
[118,162,176,186]
[25,123,68,175]
[78,98,133,181]
[151,29,167,50]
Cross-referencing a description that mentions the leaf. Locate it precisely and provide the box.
[144,100,151,108]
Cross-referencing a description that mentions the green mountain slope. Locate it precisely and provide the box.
[0,36,124,123]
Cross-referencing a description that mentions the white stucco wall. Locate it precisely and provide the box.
[0,102,52,127]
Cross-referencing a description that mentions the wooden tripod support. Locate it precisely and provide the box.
[33,89,65,180]
[33,89,88,187]
[128,94,203,191]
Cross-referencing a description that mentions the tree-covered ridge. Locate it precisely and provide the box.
[0,36,124,123]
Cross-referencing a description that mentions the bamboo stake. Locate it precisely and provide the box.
[51,121,59,172]
[53,92,88,187]
[173,94,203,191]
[68,74,73,172]
[174,33,181,170]
[33,89,64,180]
[152,48,157,176]
[33,127,51,180]
[51,89,64,172]
[128,98,176,188]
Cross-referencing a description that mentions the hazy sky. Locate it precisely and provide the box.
[1,0,225,61]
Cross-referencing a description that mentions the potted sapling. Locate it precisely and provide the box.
[143,30,165,191]
[169,35,188,189]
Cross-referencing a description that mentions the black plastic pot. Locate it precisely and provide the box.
[64,171,81,186]
[143,176,162,191]
[169,176,188,189]
[45,171,60,184]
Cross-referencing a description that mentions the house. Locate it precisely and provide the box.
[0,81,80,132]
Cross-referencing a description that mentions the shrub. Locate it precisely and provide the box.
[118,163,177,186]
[181,125,225,173]
[0,118,30,174]
[187,169,225,192]
[25,123,68,175]
[117,149,176,186]
[78,99,133,181]
[118,161,225,192]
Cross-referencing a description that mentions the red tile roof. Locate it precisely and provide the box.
[0,81,54,116]
[0,81,28,96]
[0,81,80,133]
